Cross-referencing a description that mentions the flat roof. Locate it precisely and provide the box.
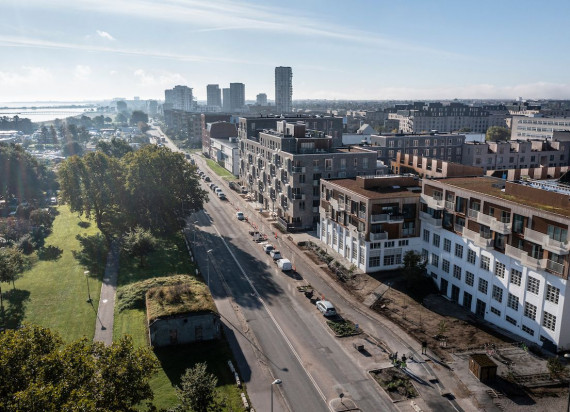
[326,177,420,201]
[434,176,570,217]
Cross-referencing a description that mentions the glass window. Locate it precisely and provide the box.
[527,277,540,295]
[467,249,476,265]
[443,238,451,252]
[494,262,506,278]
[453,264,461,280]
[510,269,522,286]
[442,259,450,273]
[455,244,463,259]
[522,325,535,336]
[431,254,439,268]
[546,285,560,304]
[490,307,501,316]
[423,229,430,242]
[506,316,517,325]
[524,302,537,320]
[492,285,503,303]
[507,293,519,311]
[369,256,380,267]
[433,233,440,248]
[542,312,557,331]
[478,278,488,294]
[465,271,474,286]
[480,255,490,271]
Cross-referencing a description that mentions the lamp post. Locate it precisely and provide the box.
[271,379,282,412]
[193,220,199,243]
[84,270,92,304]
[206,249,213,289]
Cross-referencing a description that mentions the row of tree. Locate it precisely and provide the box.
[0,116,34,134]
[58,144,207,241]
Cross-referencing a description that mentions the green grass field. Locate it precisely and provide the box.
[113,234,246,410]
[204,158,238,181]
[0,206,102,342]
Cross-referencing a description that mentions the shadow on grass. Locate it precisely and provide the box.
[2,289,31,329]
[78,221,91,229]
[118,234,194,287]
[37,245,63,261]
[72,233,109,277]
[154,338,238,389]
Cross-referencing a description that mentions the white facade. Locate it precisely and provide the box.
[420,216,569,350]
[210,138,239,176]
[320,218,422,272]
[511,115,570,140]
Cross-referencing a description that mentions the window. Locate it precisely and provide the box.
[325,159,332,171]
[421,248,429,262]
[455,244,463,259]
[370,242,381,249]
[522,325,535,336]
[466,271,474,286]
[363,158,369,169]
[546,285,560,304]
[494,261,506,279]
[480,256,490,271]
[431,254,439,267]
[467,249,476,265]
[352,245,357,259]
[384,255,395,266]
[527,277,540,295]
[490,307,501,316]
[478,278,488,294]
[506,316,517,326]
[369,256,380,267]
[492,285,503,303]
[510,269,522,286]
[299,174,305,183]
[524,302,537,320]
[442,259,450,273]
[542,312,557,331]
[385,241,395,248]
[453,265,462,280]
[507,293,519,311]
[433,233,440,247]
[354,158,358,167]
[443,238,451,252]
[398,239,409,246]
[423,229,430,242]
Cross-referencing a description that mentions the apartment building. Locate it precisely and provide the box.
[388,102,508,134]
[369,132,465,165]
[511,115,570,140]
[462,139,570,172]
[206,84,222,108]
[238,115,343,148]
[319,175,422,272]
[256,93,268,106]
[239,121,377,230]
[164,85,194,112]
[275,66,293,114]
[391,152,483,178]
[200,114,232,155]
[229,83,245,112]
[420,176,570,350]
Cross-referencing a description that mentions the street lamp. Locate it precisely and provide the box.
[193,220,199,243]
[271,378,282,412]
[206,249,213,289]
[84,270,92,304]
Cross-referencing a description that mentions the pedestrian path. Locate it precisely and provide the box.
[93,240,120,345]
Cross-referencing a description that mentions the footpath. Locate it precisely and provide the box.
[93,240,120,345]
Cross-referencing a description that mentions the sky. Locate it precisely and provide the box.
[1,0,569,102]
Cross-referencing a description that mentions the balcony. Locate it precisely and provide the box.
[370,231,388,241]
[371,213,389,223]
[292,193,305,200]
[358,211,367,220]
[291,166,305,174]
[468,209,512,235]
[524,228,569,255]
[462,227,493,248]
[546,260,564,274]
[445,200,455,211]
[420,211,442,226]
[505,245,546,271]
[421,194,444,210]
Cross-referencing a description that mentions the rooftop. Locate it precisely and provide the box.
[146,279,217,323]
[326,175,421,201]
[436,176,570,217]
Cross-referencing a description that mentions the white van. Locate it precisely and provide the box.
[277,258,292,271]
[316,300,337,317]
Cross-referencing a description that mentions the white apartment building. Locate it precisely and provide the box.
[420,177,570,351]
[320,175,422,273]
[511,115,570,140]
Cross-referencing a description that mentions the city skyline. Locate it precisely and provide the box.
[1,0,569,102]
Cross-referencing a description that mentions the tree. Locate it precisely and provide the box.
[130,110,149,126]
[29,208,55,229]
[123,145,207,235]
[0,325,158,411]
[115,113,128,124]
[485,126,510,141]
[458,127,472,133]
[122,226,157,266]
[96,137,133,158]
[0,246,25,308]
[49,125,58,144]
[62,141,84,157]
[402,250,427,297]
[0,143,50,202]
[58,152,126,240]
[176,362,217,412]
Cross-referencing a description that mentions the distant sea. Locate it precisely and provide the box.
[0,101,99,123]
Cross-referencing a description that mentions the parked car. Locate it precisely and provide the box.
[316,300,337,317]
[277,258,292,271]
[204,176,211,182]
[217,192,226,200]
[262,243,274,254]
[236,211,245,220]
[269,250,282,260]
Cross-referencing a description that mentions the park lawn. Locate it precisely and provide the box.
[113,234,245,411]
[0,206,103,342]
[204,158,238,181]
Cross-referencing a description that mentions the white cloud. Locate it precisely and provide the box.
[134,69,187,86]
[96,30,115,41]
[74,65,92,80]
[0,66,52,87]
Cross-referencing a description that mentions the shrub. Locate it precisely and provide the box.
[17,234,36,255]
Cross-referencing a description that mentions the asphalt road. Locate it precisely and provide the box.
[190,160,398,412]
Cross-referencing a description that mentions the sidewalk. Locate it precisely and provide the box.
[93,240,120,345]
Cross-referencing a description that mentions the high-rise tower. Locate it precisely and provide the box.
[275,66,292,113]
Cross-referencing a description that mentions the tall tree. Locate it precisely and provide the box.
[0,143,48,202]
[130,110,149,126]
[58,152,126,240]
[122,226,157,266]
[123,145,207,234]
[176,362,218,412]
[49,125,58,144]
[0,325,158,411]
[0,246,25,308]
[485,126,510,141]
[96,137,133,158]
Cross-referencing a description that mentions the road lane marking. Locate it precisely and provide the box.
[209,221,332,410]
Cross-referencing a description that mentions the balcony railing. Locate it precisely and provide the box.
[463,227,493,248]
[505,245,546,271]
[371,213,389,223]
[420,194,444,210]
[358,211,366,219]
[524,228,569,255]
[292,193,305,200]
[547,260,564,274]
[291,166,305,173]
[420,211,442,227]
[445,200,455,210]
[468,209,511,234]
[370,231,388,241]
